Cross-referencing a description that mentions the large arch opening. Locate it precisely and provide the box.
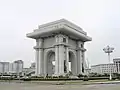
[69,51,76,75]
[46,51,55,76]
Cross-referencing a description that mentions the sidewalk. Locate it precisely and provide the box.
[1,80,120,85]
[29,80,120,85]
[91,80,120,85]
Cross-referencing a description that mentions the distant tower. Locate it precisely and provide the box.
[13,60,23,74]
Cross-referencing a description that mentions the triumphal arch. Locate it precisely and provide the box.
[26,19,92,76]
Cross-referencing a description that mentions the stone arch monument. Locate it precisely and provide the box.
[26,19,92,76]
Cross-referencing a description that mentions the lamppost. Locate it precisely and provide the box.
[103,45,114,80]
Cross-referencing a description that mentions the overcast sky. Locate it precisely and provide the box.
[0,0,120,67]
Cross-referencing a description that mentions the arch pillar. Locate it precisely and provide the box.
[34,38,44,76]
[54,34,67,76]
[77,49,82,74]
[35,49,39,75]
[55,45,59,75]
[66,47,69,73]
[58,45,65,75]
[77,41,86,75]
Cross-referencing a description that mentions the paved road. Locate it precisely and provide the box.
[0,82,120,90]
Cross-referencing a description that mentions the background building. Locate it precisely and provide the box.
[0,62,3,73]
[91,63,117,74]
[0,60,23,75]
[22,62,35,76]
[0,62,9,74]
[12,60,23,74]
[84,68,91,75]
[113,58,120,73]
[3,62,9,74]
[30,62,35,69]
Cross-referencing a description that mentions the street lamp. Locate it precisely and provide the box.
[103,45,114,80]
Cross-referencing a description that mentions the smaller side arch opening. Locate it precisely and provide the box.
[46,51,55,76]
[69,51,76,75]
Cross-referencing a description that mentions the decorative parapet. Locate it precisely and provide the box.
[26,19,92,42]
[37,19,86,35]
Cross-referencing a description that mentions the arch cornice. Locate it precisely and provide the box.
[26,19,92,41]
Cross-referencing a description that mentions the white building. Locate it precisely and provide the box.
[22,68,35,76]
[0,60,23,75]
[4,62,9,74]
[113,58,120,73]
[11,60,23,74]
[91,63,117,74]
[22,62,36,76]
[27,19,92,76]
[0,62,9,74]
[9,63,14,73]
[30,62,35,69]
[84,68,91,75]
[0,62,3,73]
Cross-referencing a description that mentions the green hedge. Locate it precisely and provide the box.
[23,78,78,81]
[23,77,117,81]
[0,76,117,81]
